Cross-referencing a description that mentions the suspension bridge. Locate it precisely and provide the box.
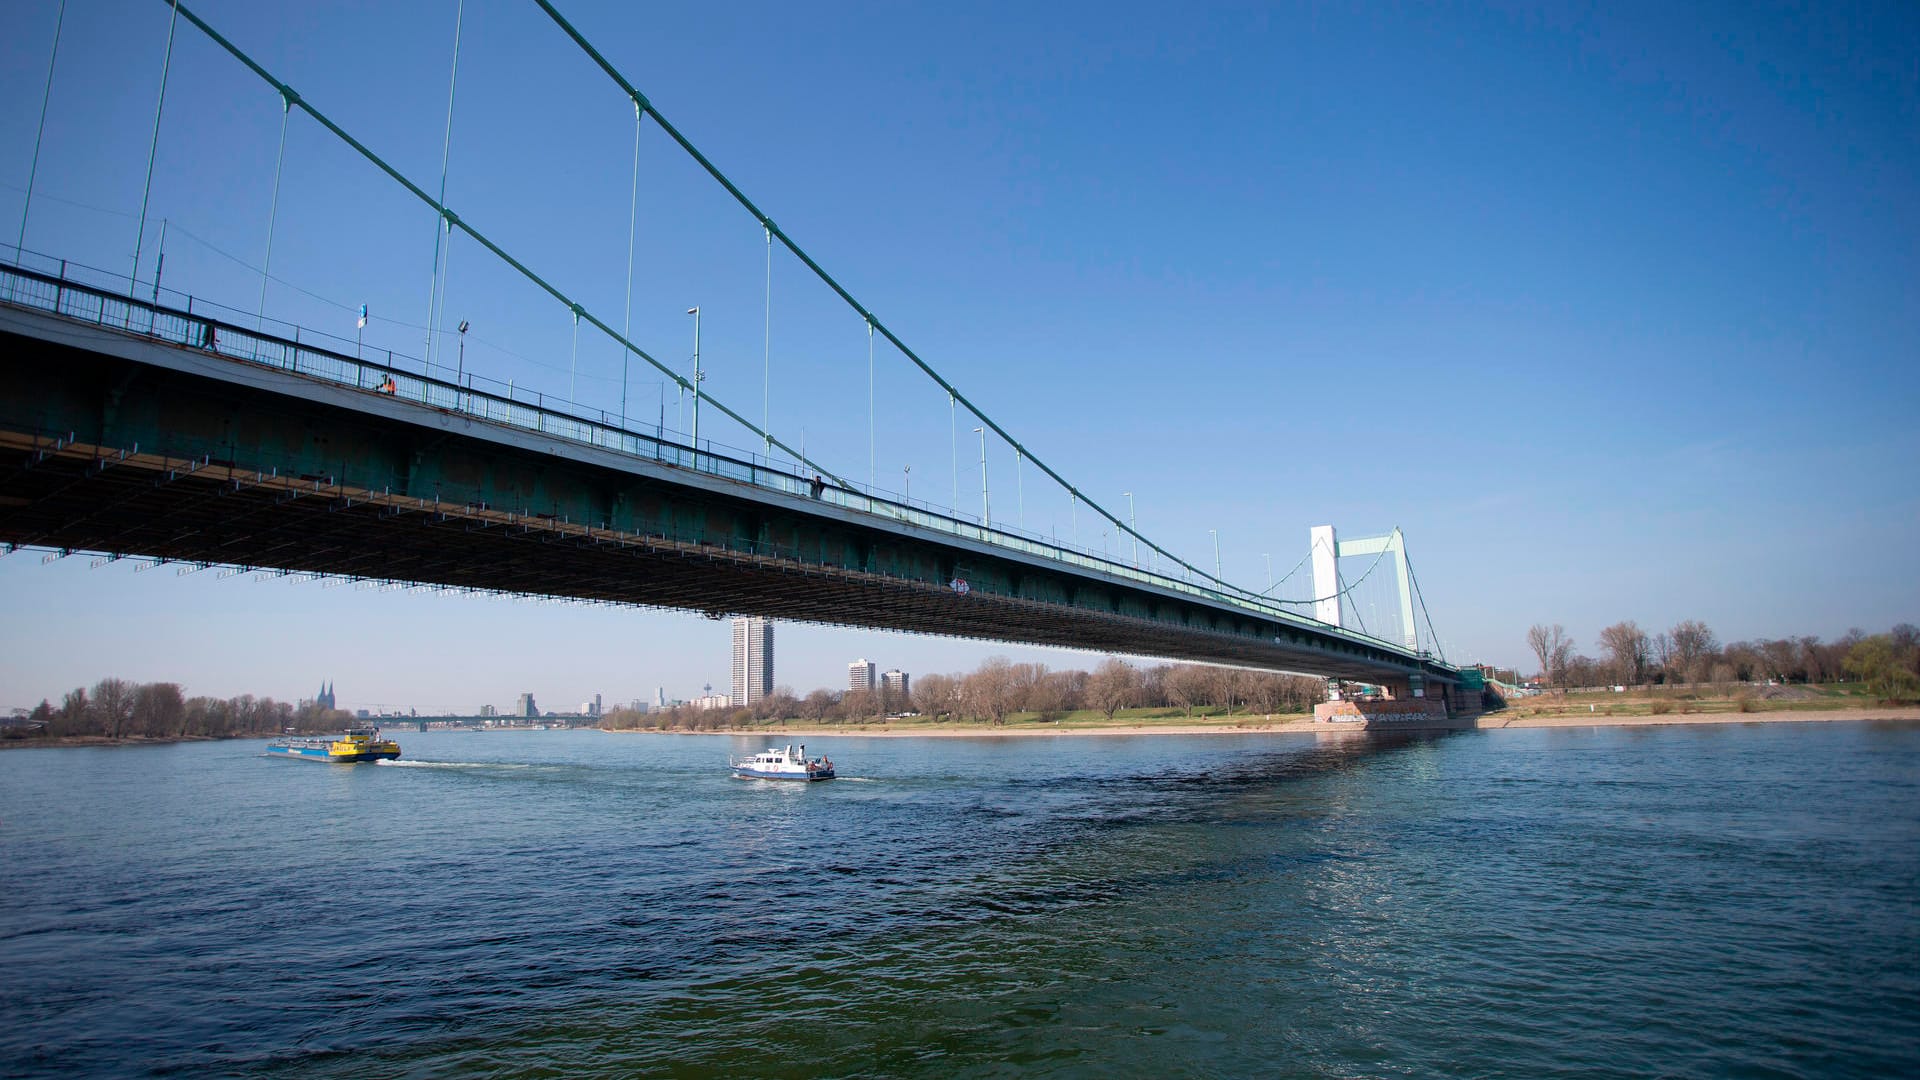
[0,0,1468,713]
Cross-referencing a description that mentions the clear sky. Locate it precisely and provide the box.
[1,0,1915,713]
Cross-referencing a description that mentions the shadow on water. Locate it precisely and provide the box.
[902,730,1464,924]
[1011,727,1458,796]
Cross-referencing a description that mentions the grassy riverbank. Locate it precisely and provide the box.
[10,688,1912,748]
[0,733,238,750]
[1494,682,1889,721]
[1483,706,1919,729]
[619,705,1325,738]
[613,686,1918,738]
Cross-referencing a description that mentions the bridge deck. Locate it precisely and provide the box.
[0,259,1458,689]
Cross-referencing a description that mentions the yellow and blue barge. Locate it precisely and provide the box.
[267,726,401,763]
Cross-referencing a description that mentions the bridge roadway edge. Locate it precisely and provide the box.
[0,301,1460,692]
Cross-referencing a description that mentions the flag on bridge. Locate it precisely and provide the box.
[357,304,368,329]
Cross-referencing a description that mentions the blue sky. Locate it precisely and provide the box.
[1,0,1915,712]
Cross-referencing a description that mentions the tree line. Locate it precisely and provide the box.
[5,678,351,742]
[1526,620,1920,701]
[602,656,1329,730]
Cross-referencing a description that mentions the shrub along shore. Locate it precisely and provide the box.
[610,685,1917,738]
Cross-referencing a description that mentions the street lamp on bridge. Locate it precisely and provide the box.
[1122,491,1137,566]
[1210,529,1221,581]
[457,319,469,410]
[686,306,702,453]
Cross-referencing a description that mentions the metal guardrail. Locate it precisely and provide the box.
[0,250,1432,664]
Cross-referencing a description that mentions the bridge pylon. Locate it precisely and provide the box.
[1308,525,1417,651]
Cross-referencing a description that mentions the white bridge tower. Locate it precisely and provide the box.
[1308,525,1418,652]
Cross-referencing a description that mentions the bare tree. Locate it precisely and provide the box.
[912,674,958,720]
[800,689,837,722]
[1197,666,1248,712]
[1527,625,1552,681]
[1286,675,1328,711]
[1139,664,1170,708]
[961,656,1018,724]
[600,706,652,730]
[1050,669,1087,714]
[1722,641,1762,683]
[93,678,136,740]
[1670,620,1718,682]
[1893,624,1920,680]
[132,682,186,738]
[842,688,879,722]
[752,687,799,722]
[1245,672,1288,716]
[1024,670,1081,720]
[1597,621,1649,685]
[1005,662,1049,715]
[1163,664,1212,717]
[1526,624,1574,685]
[58,686,90,737]
[1085,658,1140,720]
[1797,636,1829,683]
[1758,639,1799,683]
[1828,629,1866,684]
[1564,654,1602,688]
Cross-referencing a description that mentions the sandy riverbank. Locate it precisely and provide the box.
[613,720,1327,738]
[610,706,1919,739]
[9,708,1913,750]
[1476,706,1920,729]
[0,733,230,750]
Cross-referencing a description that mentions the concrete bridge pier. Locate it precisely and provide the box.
[1316,671,1467,728]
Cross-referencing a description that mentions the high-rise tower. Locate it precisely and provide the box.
[731,617,774,707]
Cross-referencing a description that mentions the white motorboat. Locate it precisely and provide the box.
[731,743,836,782]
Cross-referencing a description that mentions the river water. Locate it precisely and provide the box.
[2,722,1916,1078]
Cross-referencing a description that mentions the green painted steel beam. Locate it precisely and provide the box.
[0,308,1455,684]
[156,0,848,497]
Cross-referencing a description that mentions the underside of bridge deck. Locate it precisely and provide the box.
[0,305,1455,687]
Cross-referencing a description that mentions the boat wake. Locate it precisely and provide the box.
[375,759,531,770]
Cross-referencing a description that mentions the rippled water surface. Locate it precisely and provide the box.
[3,722,1917,1077]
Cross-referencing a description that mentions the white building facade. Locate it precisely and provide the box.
[732,617,774,707]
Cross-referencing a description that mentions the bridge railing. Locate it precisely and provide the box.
[0,249,1429,663]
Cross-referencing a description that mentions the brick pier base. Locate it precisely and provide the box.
[1314,698,1474,730]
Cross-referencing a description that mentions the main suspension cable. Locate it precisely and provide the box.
[1405,551,1446,662]
[159,0,848,491]
[154,0,1435,649]
[528,0,1262,603]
